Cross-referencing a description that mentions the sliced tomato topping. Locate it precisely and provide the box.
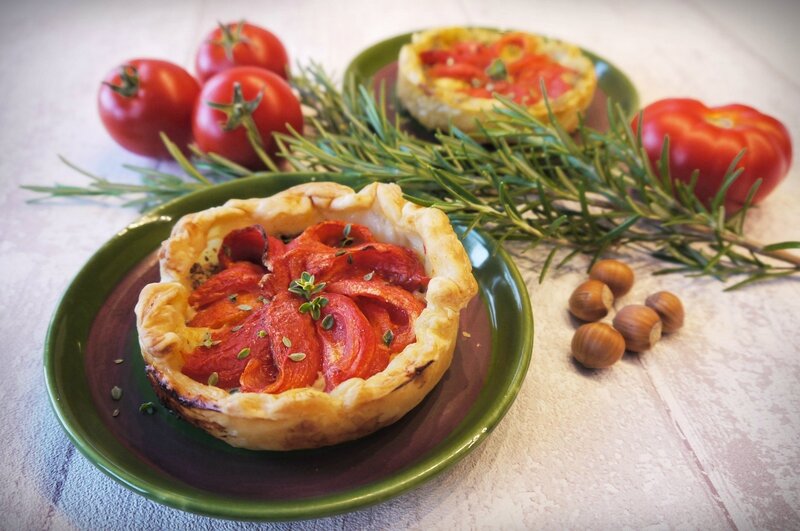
[507,54,551,76]
[188,261,265,309]
[493,33,531,55]
[288,221,375,250]
[357,298,415,359]
[188,291,266,329]
[182,221,429,394]
[421,34,577,105]
[218,225,268,268]
[327,279,425,353]
[240,292,321,393]
[316,293,381,391]
[318,243,429,291]
[182,305,271,389]
[260,235,291,297]
[420,49,454,65]
[428,63,488,83]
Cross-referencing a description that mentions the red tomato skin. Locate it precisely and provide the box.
[97,59,200,158]
[192,67,303,168]
[634,98,792,209]
[195,22,289,82]
[316,293,379,391]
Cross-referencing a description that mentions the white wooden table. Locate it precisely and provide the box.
[2,0,799,528]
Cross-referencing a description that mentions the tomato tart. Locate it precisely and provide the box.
[396,27,597,134]
[135,182,477,450]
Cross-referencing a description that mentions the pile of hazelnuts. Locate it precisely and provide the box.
[568,259,684,369]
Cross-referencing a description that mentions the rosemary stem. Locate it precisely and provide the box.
[684,225,800,268]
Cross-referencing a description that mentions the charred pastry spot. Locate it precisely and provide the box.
[412,360,434,377]
[393,360,435,392]
[145,366,222,412]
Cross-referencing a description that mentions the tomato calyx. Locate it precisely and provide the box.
[206,81,263,132]
[205,81,270,156]
[102,64,139,98]
[209,20,250,62]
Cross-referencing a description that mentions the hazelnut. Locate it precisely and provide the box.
[569,279,613,322]
[612,305,662,352]
[645,291,684,333]
[589,259,634,297]
[571,322,626,369]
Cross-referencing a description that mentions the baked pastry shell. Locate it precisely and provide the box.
[396,27,598,134]
[135,182,478,450]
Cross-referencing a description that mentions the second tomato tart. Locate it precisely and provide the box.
[135,182,477,450]
[396,27,597,135]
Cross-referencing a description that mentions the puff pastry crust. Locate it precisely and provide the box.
[135,182,478,450]
[397,27,597,135]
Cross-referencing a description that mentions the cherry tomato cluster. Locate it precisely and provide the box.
[97,21,303,168]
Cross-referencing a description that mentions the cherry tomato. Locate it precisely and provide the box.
[192,66,303,169]
[195,21,289,82]
[97,59,200,158]
[633,98,792,210]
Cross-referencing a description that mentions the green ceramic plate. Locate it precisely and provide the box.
[344,29,640,131]
[44,174,533,521]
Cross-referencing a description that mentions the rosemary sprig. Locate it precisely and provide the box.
[22,64,799,289]
[281,65,800,287]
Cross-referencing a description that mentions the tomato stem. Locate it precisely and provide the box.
[212,20,249,62]
[206,82,263,132]
[102,64,139,98]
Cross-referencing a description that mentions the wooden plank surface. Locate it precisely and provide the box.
[1,0,798,528]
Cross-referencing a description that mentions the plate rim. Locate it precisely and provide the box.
[343,27,640,121]
[43,173,533,521]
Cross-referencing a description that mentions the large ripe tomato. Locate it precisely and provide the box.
[195,21,289,82]
[192,66,303,168]
[97,59,200,158]
[633,99,792,210]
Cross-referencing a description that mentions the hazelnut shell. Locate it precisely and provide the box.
[589,259,635,297]
[568,279,614,322]
[571,322,626,369]
[645,291,684,333]
[612,305,662,352]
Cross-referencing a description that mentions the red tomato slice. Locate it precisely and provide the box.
[188,261,265,309]
[188,291,266,329]
[258,235,291,297]
[316,293,380,391]
[427,63,488,83]
[357,298,416,356]
[452,42,495,68]
[287,221,375,250]
[218,225,268,268]
[507,54,556,77]
[182,304,271,389]
[318,243,429,291]
[493,33,532,55]
[240,292,321,393]
[326,279,425,350]
[420,49,455,65]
